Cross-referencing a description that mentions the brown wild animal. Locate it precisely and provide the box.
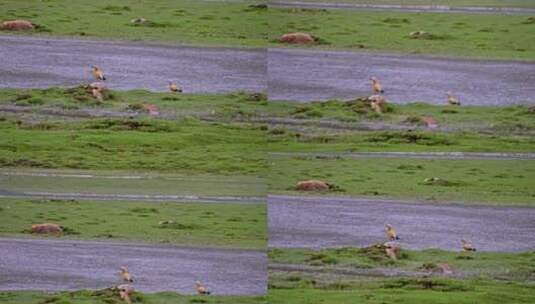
[279,32,315,44]
[384,242,401,261]
[370,77,384,94]
[368,94,386,114]
[461,239,476,252]
[31,223,63,234]
[0,20,34,31]
[196,281,211,295]
[295,180,330,191]
[118,284,134,304]
[119,266,134,283]
[385,224,400,241]
[447,92,461,106]
[168,81,182,92]
[92,66,106,81]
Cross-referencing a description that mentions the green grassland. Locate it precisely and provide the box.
[0,169,265,197]
[268,156,535,205]
[0,0,267,47]
[1,88,535,175]
[269,247,535,281]
[0,290,266,304]
[3,88,535,134]
[0,198,266,249]
[269,8,535,59]
[283,0,535,8]
[0,110,268,175]
[269,246,535,303]
[268,279,535,304]
[1,1,534,59]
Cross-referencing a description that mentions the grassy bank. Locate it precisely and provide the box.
[269,8,535,59]
[0,290,266,304]
[1,1,534,60]
[268,156,535,205]
[268,246,535,303]
[269,247,535,281]
[0,198,266,249]
[0,0,267,47]
[268,279,535,304]
[2,88,535,135]
[281,0,535,8]
[0,117,268,175]
[2,89,535,162]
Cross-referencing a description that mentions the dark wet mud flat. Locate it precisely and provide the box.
[0,36,266,93]
[268,195,535,251]
[267,48,535,105]
[0,238,267,295]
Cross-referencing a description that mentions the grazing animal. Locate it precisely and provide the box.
[461,239,476,252]
[119,266,134,283]
[370,77,384,94]
[385,224,400,241]
[168,81,182,93]
[92,66,106,81]
[368,94,386,114]
[447,92,461,106]
[118,284,134,304]
[196,281,211,295]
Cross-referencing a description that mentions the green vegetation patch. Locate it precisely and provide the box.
[0,289,266,304]
[268,278,535,304]
[0,0,267,47]
[0,198,266,249]
[268,156,535,205]
[269,8,535,59]
[269,247,535,280]
[285,0,535,8]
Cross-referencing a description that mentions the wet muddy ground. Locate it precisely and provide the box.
[0,36,266,94]
[0,238,267,295]
[268,48,535,105]
[268,195,535,251]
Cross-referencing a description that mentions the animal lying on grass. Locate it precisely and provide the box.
[0,20,35,31]
[295,180,343,192]
[30,223,63,234]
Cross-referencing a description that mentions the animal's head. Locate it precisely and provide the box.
[370,77,377,82]
[120,266,128,273]
[196,281,202,286]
